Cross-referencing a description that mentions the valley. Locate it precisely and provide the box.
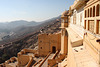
[0,16,61,63]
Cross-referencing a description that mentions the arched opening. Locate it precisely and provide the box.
[96,4,99,16]
[93,6,95,17]
[84,20,86,29]
[90,8,92,17]
[85,10,86,18]
[88,9,89,17]
[52,46,56,53]
[97,20,100,34]
[61,19,64,23]
[73,13,76,24]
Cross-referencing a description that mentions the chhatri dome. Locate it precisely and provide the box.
[61,10,69,17]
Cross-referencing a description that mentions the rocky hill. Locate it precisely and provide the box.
[0,16,61,63]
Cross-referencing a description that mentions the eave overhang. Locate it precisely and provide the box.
[73,0,88,9]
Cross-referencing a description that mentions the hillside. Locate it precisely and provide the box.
[0,20,42,42]
[0,16,61,63]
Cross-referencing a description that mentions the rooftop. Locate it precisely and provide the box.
[73,46,99,67]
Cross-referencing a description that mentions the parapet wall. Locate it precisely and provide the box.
[83,32,100,63]
[67,38,77,67]
[18,49,37,56]
[17,49,37,67]
[4,57,18,67]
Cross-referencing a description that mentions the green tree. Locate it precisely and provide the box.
[2,53,9,61]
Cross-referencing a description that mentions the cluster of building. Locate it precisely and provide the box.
[0,0,100,67]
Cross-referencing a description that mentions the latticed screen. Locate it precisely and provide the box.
[89,20,94,33]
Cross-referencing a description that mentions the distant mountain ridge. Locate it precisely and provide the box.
[0,16,61,43]
[0,20,41,30]
[0,20,41,41]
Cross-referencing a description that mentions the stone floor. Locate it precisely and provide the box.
[73,46,99,67]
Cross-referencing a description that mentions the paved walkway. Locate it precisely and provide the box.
[73,46,99,67]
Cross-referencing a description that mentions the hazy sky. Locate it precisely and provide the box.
[0,0,74,22]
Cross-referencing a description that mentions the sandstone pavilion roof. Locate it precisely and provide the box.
[61,10,68,17]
